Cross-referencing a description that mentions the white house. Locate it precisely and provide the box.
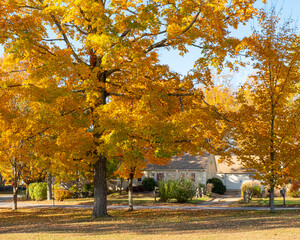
[117,154,255,191]
[143,153,217,186]
[215,155,255,190]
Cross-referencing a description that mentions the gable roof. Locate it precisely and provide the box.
[145,153,210,171]
[215,155,252,173]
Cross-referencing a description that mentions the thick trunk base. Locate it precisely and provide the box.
[269,187,275,213]
[92,156,108,218]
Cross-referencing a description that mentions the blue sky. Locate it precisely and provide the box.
[158,0,300,88]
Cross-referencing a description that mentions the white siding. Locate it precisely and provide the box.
[217,173,253,190]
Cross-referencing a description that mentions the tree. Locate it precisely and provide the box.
[0,58,91,209]
[0,65,47,210]
[21,160,47,199]
[0,0,261,217]
[231,11,300,212]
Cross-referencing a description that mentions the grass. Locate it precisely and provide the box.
[0,208,299,240]
[14,191,212,207]
[234,197,300,207]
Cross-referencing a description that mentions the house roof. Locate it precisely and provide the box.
[145,153,210,171]
[215,155,251,173]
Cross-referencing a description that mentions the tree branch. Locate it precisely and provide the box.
[50,15,88,66]
[200,95,231,123]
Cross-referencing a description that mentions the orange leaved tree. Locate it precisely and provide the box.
[0,0,261,217]
[232,12,300,212]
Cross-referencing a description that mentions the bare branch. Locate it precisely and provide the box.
[168,93,194,97]
[182,8,201,35]
[50,15,88,66]
[179,96,184,112]
[200,95,231,123]
[36,44,56,56]
[145,8,202,53]
[42,38,64,41]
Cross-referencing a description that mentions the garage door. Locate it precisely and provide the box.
[225,174,252,190]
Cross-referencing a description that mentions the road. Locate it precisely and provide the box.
[0,193,299,211]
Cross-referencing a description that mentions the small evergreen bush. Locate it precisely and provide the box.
[142,178,157,191]
[207,178,226,195]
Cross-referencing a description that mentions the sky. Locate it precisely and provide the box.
[158,0,300,88]
[1,0,299,88]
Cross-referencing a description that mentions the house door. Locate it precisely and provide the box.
[156,173,164,182]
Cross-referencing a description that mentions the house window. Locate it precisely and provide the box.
[137,178,142,182]
[191,173,196,183]
[157,173,164,182]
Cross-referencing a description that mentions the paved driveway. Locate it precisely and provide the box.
[0,194,13,208]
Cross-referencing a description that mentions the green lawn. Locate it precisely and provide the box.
[0,208,299,240]
[14,191,212,206]
[235,197,300,207]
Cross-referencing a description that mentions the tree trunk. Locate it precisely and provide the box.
[90,66,109,218]
[269,186,275,213]
[92,155,108,218]
[119,178,123,195]
[12,167,19,211]
[128,173,134,211]
[47,173,52,200]
[25,184,30,200]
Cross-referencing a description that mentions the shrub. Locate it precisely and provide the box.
[289,190,299,198]
[174,180,195,203]
[33,182,47,201]
[54,189,73,201]
[82,183,94,192]
[142,178,157,191]
[207,178,226,195]
[241,180,261,202]
[287,181,300,198]
[159,179,195,203]
[29,183,38,200]
[252,185,262,197]
[29,182,47,201]
[159,180,176,202]
[69,184,78,193]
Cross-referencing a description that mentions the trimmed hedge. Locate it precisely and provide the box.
[207,178,226,195]
[29,182,47,201]
[29,183,38,200]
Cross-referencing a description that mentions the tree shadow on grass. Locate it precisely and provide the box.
[0,209,299,236]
